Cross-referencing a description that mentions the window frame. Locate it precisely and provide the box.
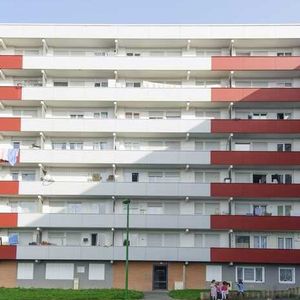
[278,267,295,284]
[236,266,265,283]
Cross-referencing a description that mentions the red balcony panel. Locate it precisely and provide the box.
[211,248,300,264]
[211,215,300,231]
[211,183,300,198]
[211,151,300,165]
[0,118,21,131]
[0,213,18,228]
[211,88,300,102]
[0,246,16,260]
[0,55,22,69]
[0,181,19,195]
[211,120,300,134]
[211,56,300,71]
[0,86,22,100]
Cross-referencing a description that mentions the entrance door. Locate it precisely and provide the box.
[153,265,168,290]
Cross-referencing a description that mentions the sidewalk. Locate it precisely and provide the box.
[144,291,172,300]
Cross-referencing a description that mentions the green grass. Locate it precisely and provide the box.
[169,289,209,300]
[0,288,144,300]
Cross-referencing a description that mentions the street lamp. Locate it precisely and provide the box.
[123,199,131,300]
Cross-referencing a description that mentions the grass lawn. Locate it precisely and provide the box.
[169,289,209,300]
[0,288,144,300]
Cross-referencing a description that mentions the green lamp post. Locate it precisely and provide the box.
[122,199,131,300]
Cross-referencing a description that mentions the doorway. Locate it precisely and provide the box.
[153,264,168,290]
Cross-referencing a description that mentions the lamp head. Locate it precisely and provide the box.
[122,199,131,205]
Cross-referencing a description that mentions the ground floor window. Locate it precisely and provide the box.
[236,266,264,283]
[279,268,295,284]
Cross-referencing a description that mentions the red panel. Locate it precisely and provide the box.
[211,151,300,165]
[0,118,21,131]
[0,213,18,228]
[211,56,300,71]
[0,181,19,195]
[211,120,300,134]
[211,215,300,231]
[211,248,300,264]
[0,86,22,100]
[0,246,16,260]
[211,88,300,102]
[211,183,300,198]
[0,55,22,69]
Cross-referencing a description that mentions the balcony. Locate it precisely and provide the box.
[211,120,300,134]
[19,149,210,166]
[1,118,211,134]
[17,213,210,230]
[211,56,300,71]
[16,245,210,261]
[22,86,211,102]
[0,246,16,259]
[17,181,210,197]
[211,183,300,198]
[0,55,22,69]
[211,88,300,102]
[0,86,22,100]
[211,215,300,231]
[211,151,300,166]
[211,248,300,264]
[0,213,17,228]
[22,56,211,71]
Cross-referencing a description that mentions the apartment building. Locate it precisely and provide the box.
[0,24,299,291]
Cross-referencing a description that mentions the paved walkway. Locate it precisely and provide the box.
[144,291,172,300]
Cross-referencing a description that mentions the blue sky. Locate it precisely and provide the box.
[0,0,299,24]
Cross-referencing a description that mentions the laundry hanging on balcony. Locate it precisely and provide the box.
[0,149,19,166]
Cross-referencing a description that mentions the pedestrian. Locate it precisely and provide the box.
[210,280,217,300]
[236,279,245,297]
[216,282,222,299]
[221,281,228,299]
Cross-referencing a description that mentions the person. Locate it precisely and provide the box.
[210,280,217,300]
[216,282,222,299]
[221,281,230,299]
[236,279,245,297]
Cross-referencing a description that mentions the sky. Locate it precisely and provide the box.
[0,0,299,24]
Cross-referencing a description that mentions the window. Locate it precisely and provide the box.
[52,142,67,150]
[88,264,105,280]
[253,174,267,184]
[21,171,35,181]
[125,112,140,119]
[46,263,74,280]
[93,141,108,150]
[236,267,264,283]
[235,143,251,151]
[126,82,141,88]
[277,143,292,152]
[147,202,163,214]
[252,113,268,120]
[194,234,203,247]
[165,141,180,150]
[205,172,220,183]
[279,268,295,284]
[206,265,222,282]
[277,113,292,120]
[164,172,180,182]
[147,233,162,247]
[164,202,180,215]
[148,172,163,182]
[236,236,250,248]
[94,81,108,87]
[205,203,220,215]
[70,114,84,119]
[17,263,34,280]
[277,205,292,216]
[194,202,203,215]
[132,173,139,182]
[278,237,293,249]
[53,81,68,87]
[166,111,181,119]
[94,112,108,119]
[277,52,292,56]
[149,111,163,119]
[67,202,82,214]
[164,233,179,247]
[91,233,98,246]
[253,205,267,216]
[254,236,267,248]
[69,142,83,150]
[205,234,220,247]
[235,203,251,215]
